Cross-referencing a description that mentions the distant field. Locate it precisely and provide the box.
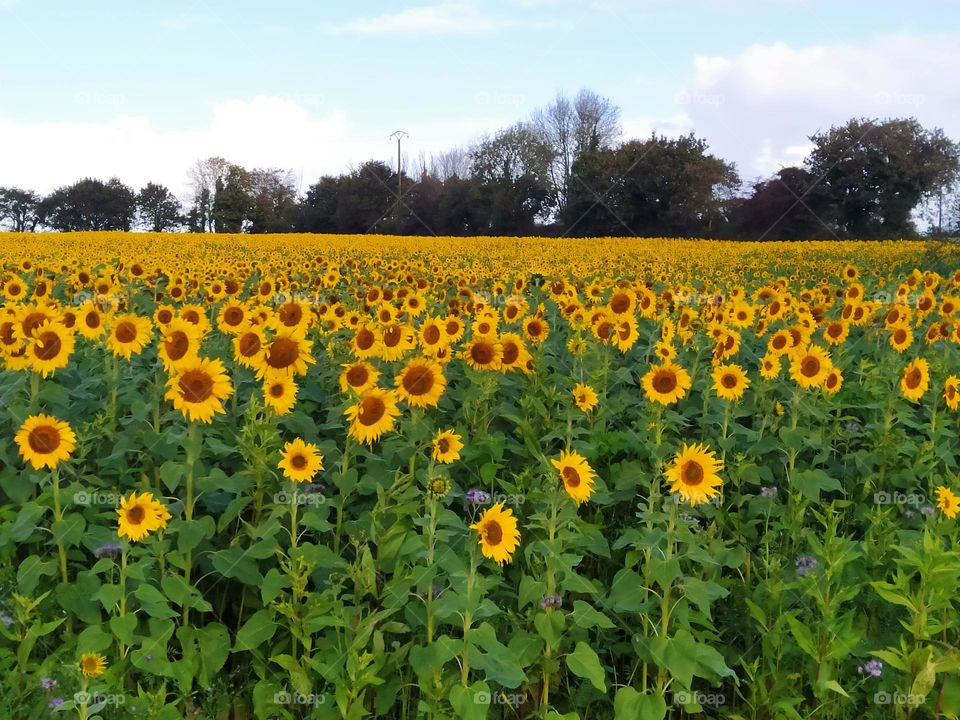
[2,232,960,719]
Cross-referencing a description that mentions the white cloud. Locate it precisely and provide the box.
[0,96,510,197]
[679,33,960,179]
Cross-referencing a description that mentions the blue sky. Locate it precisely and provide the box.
[1,0,957,195]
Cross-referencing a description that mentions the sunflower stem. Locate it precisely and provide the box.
[50,466,68,585]
[119,542,128,658]
[461,539,478,687]
[28,371,39,412]
[182,422,200,627]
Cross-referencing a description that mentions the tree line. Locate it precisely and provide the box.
[2,89,959,239]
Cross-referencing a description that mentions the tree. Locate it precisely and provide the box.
[247,169,299,233]
[212,164,252,233]
[729,168,831,240]
[135,183,183,232]
[0,187,40,232]
[563,134,739,237]
[806,118,960,238]
[38,178,136,232]
[187,157,232,232]
[533,89,620,215]
[471,124,555,234]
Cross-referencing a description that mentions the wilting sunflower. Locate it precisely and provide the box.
[15,414,76,469]
[469,502,521,566]
[263,376,298,415]
[79,652,107,678]
[254,327,315,380]
[936,486,960,519]
[158,318,202,372]
[945,376,960,411]
[642,362,692,406]
[344,387,401,444]
[789,344,832,389]
[900,358,929,402]
[572,383,598,412]
[165,357,234,423]
[26,320,74,377]
[432,429,463,463]
[711,363,749,401]
[106,313,153,359]
[463,337,503,371]
[665,443,723,507]
[551,450,596,505]
[395,357,446,408]
[117,491,170,542]
[277,438,324,482]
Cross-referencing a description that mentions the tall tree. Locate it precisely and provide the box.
[533,89,620,215]
[729,167,831,240]
[806,118,960,238]
[0,187,40,232]
[187,157,232,232]
[563,134,738,237]
[247,169,299,233]
[471,124,554,234]
[38,178,136,232]
[135,183,183,232]
[212,164,252,233]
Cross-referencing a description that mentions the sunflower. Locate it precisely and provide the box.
[822,320,849,346]
[789,344,832,389]
[712,363,749,401]
[900,358,929,403]
[469,502,520,566]
[936,486,960,519]
[158,319,202,372]
[216,300,250,334]
[338,361,380,395]
[255,327,315,379]
[432,429,463,463]
[572,383,598,412]
[759,353,781,380]
[233,326,267,369]
[379,322,417,362]
[278,438,324,482]
[165,357,234,423]
[819,366,843,395]
[15,414,76,469]
[344,387,401,445]
[642,362,692,406]
[76,300,108,340]
[178,303,212,335]
[26,320,74,377]
[79,653,107,678]
[945,376,960,411]
[351,323,383,359]
[427,475,452,499]
[418,316,448,355]
[106,313,153,359]
[117,491,169,542]
[523,316,549,344]
[551,450,596,505]
[889,326,913,353]
[263,376,298,415]
[395,357,446,408]
[612,316,639,353]
[499,332,531,372]
[463,337,503,371]
[665,443,723,506]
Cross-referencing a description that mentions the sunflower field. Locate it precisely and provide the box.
[3,232,960,720]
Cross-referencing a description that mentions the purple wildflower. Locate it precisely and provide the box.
[795,555,819,577]
[540,595,562,610]
[40,677,57,689]
[48,697,64,709]
[93,543,122,559]
[465,489,490,505]
[760,486,778,498]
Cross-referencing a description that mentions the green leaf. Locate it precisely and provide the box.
[571,600,615,630]
[614,687,667,720]
[176,515,215,554]
[449,682,490,720]
[109,614,138,645]
[235,609,277,653]
[566,641,606,692]
[793,469,842,503]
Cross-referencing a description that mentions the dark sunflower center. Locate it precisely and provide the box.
[356,329,375,350]
[681,461,704,486]
[423,325,441,344]
[127,505,146,525]
[721,373,737,389]
[238,333,261,357]
[501,341,519,365]
[905,368,922,389]
[34,331,62,360]
[224,307,243,325]
[291,454,308,469]
[652,371,677,394]
[402,366,434,395]
[279,304,302,326]
[484,520,503,546]
[165,331,190,361]
[437,438,450,453]
[471,342,494,365]
[358,396,386,425]
[28,425,61,453]
[383,325,401,347]
[267,338,299,368]
[115,322,137,343]
[800,356,820,378]
[562,466,581,488]
[179,370,214,403]
[269,383,285,398]
[346,365,369,387]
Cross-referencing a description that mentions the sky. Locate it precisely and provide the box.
[0,0,957,198]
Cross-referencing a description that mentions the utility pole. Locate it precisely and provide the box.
[390,130,408,218]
